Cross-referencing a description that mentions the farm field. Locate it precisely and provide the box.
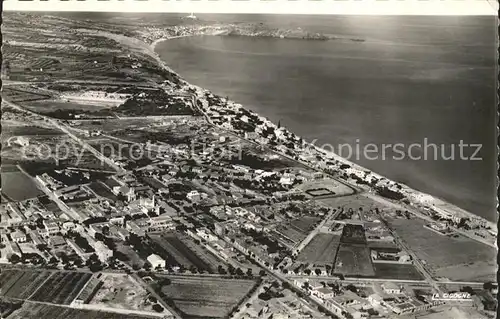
[149,232,222,272]
[8,303,159,319]
[297,233,341,264]
[20,99,110,113]
[372,263,424,281]
[29,271,92,305]
[1,270,52,299]
[334,244,375,277]
[385,216,496,282]
[158,275,257,318]
[274,216,321,247]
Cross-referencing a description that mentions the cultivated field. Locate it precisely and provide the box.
[29,271,92,305]
[1,270,52,299]
[8,303,158,319]
[334,244,375,277]
[386,216,496,281]
[158,275,257,318]
[297,233,341,264]
[372,263,424,281]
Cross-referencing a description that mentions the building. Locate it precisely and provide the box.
[149,215,174,232]
[186,190,201,202]
[147,254,166,269]
[73,274,103,304]
[313,287,335,300]
[126,221,145,236]
[367,294,383,307]
[10,230,27,243]
[94,241,112,262]
[382,282,402,295]
[61,221,76,233]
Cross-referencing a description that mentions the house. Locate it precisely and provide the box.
[42,220,60,236]
[126,221,145,236]
[367,294,383,307]
[149,215,174,232]
[116,228,130,241]
[94,241,112,262]
[186,190,201,202]
[147,254,166,269]
[61,221,76,233]
[10,230,26,243]
[382,282,402,295]
[313,287,335,300]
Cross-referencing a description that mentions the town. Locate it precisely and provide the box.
[0,11,497,319]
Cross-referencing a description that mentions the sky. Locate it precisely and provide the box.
[4,0,498,16]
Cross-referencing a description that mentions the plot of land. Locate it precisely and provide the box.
[306,188,334,197]
[1,170,43,201]
[386,216,496,281]
[299,179,354,198]
[340,224,367,245]
[88,274,160,313]
[334,244,375,277]
[297,233,341,264]
[159,275,257,318]
[149,232,222,272]
[8,303,158,319]
[29,271,92,305]
[372,263,424,281]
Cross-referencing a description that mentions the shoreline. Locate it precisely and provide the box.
[149,34,497,232]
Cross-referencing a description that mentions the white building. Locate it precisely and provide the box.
[94,241,113,262]
[187,190,201,202]
[382,282,402,295]
[10,230,27,243]
[147,254,166,269]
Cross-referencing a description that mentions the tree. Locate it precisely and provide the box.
[152,304,164,312]
[315,269,322,276]
[246,268,253,277]
[483,282,495,290]
[160,278,171,286]
[8,254,21,264]
[345,284,358,293]
[236,268,244,276]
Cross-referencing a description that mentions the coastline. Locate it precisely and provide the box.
[149,34,497,233]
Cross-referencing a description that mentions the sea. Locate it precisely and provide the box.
[154,14,497,221]
[28,13,499,221]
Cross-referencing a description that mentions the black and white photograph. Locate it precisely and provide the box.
[0,1,498,319]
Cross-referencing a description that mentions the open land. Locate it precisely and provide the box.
[158,275,257,318]
[297,233,341,264]
[385,216,496,282]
